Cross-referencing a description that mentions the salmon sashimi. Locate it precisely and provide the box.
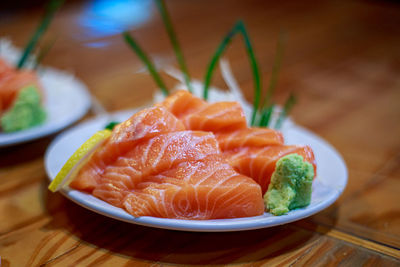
[156,89,206,118]
[159,90,247,132]
[224,145,316,194]
[90,131,223,206]
[181,102,247,132]
[159,91,317,192]
[70,106,185,191]
[122,158,263,219]
[0,59,14,76]
[215,128,284,151]
[0,59,42,112]
[95,131,224,192]
[71,106,264,219]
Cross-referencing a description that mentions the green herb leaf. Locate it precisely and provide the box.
[104,121,120,130]
[275,93,296,129]
[203,25,238,101]
[17,0,64,69]
[123,32,169,96]
[258,104,274,127]
[203,20,261,126]
[33,37,57,70]
[154,0,193,93]
[260,31,285,110]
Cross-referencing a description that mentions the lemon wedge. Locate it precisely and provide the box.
[48,129,112,192]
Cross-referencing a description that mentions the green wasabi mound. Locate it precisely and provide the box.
[1,85,46,132]
[264,153,314,216]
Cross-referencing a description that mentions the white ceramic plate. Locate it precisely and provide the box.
[0,39,92,147]
[45,110,347,232]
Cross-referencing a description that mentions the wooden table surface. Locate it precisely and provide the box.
[1,0,400,266]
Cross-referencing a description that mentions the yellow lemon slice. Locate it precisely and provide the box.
[48,129,112,192]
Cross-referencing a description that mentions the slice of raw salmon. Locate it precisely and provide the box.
[224,145,316,194]
[94,131,223,193]
[0,59,14,76]
[0,59,42,112]
[181,101,247,132]
[70,106,185,191]
[122,157,264,219]
[157,89,206,117]
[215,128,284,151]
[160,90,247,132]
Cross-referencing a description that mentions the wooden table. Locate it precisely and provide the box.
[1,0,399,265]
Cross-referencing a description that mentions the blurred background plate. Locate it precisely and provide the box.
[0,66,91,147]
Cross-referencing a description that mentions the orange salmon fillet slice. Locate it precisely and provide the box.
[215,127,284,150]
[122,157,264,219]
[224,145,316,194]
[159,90,247,132]
[0,59,42,112]
[70,106,185,191]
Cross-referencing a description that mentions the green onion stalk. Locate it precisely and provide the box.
[203,20,261,126]
[275,93,296,129]
[123,32,169,96]
[257,31,285,127]
[17,0,64,69]
[154,0,193,93]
